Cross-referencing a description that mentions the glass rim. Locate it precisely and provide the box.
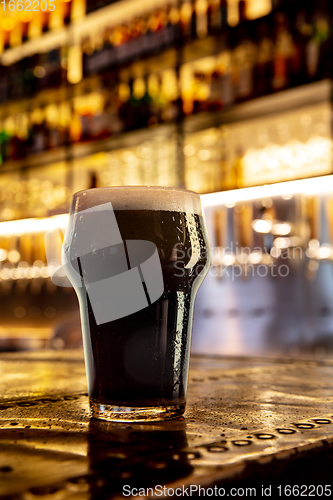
[70,185,203,215]
[72,185,201,198]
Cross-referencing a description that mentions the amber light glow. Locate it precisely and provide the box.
[0,214,69,237]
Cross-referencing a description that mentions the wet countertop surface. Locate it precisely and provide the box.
[1,350,333,498]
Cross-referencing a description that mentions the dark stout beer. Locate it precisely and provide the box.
[65,187,210,421]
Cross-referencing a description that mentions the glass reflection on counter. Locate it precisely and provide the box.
[88,419,192,498]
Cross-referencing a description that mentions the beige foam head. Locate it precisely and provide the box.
[71,186,202,215]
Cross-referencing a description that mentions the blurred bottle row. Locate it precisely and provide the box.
[0,74,177,162]
[0,100,330,225]
[82,0,332,88]
[0,0,243,53]
[1,0,332,103]
[1,13,333,167]
[0,0,76,50]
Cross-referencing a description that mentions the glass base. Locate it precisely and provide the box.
[90,401,186,423]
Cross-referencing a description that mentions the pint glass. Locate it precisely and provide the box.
[62,186,210,422]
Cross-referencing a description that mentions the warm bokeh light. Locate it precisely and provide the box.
[272,223,291,236]
[0,248,7,261]
[19,12,34,23]
[7,250,21,264]
[67,45,83,84]
[2,18,15,31]
[252,219,273,234]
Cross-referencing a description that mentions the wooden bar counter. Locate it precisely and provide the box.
[1,350,333,499]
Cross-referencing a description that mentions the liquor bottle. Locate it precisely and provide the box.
[10,19,22,47]
[207,54,224,111]
[20,14,31,43]
[114,24,130,63]
[35,52,48,92]
[45,104,62,149]
[9,61,25,99]
[0,64,9,103]
[71,0,86,23]
[0,116,15,162]
[103,82,124,135]
[59,101,71,145]
[233,146,244,189]
[305,0,331,81]
[84,91,108,140]
[146,9,166,53]
[0,29,4,55]
[160,69,180,122]
[164,4,180,45]
[254,20,274,97]
[13,113,28,159]
[143,12,155,53]
[156,8,168,48]
[137,16,149,49]
[208,0,227,34]
[0,134,6,165]
[75,94,91,141]
[180,1,193,40]
[216,33,235,107]
[126,19,144,60]
[133,76,148,128]
[118,77,139,130]
[291,7,312,86]
[86,0,95,13]
[86,28,111,75]
[318,1,332,79]
[271,12,294,91]
[42,9,50,33]
[271,0,284,12]
[220,0,228,28]
[88,172,98,189]
[49,1,64,31]
[192,69,209,113]
[195,0,208,39]
[47,48,63,88]
[63,0,72,26]
[190,0,198,38]
[82,36,95,77]
[233,25,256,102]
[208,68,223,111]
[21,55,35,96]
[69,111,82,143]
[146,73,161,127]
[208,0,219,34]
[2,17,14,50]
[117,78,129,128]
[28,11,43,38]
[238,0,247,24]
[134,75,153,128]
